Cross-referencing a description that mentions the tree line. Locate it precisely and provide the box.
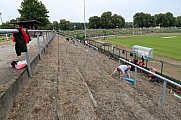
[134,12,181,28]
[55,11,181,30]
[0,0,181,30]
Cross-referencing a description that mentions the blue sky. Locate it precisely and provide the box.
[0,0,181,23]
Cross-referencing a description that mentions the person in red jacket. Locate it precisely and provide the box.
[138,59,145,73]
[12,26,30,56]
[148,67,160,84]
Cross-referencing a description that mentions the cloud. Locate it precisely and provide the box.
[0,0,180,23]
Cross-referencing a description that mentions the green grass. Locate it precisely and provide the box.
[105,34,181,60]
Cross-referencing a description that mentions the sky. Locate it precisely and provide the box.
[0,0,181,23]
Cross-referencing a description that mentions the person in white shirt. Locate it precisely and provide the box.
[110,64,131,79]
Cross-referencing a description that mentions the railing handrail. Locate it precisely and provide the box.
[0,29,54,34]
[119,58,181,88]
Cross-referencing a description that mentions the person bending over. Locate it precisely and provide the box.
[110,64,131,79]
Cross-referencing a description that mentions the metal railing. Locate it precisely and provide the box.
[0,29,56,77]
[118,57,181,109]
[86,39,181,86]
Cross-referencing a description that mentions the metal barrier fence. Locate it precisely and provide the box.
[58,33,181,110]
[118,57,181,109]
[87,39,181,88]
[0,29,56,77]
[59,34,181,109]
[58,33,181,89]
[87,44,99,60]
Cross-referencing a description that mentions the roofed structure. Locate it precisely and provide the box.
[11,20,41,30]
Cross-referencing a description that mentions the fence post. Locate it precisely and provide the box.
[36,32,42,59]
[161,81,167,109]
[25,46,32,77]
[113,47,114,55]
[119,58,121,66]
[104,45,105,54]
[42,32,46,49]
[48,32,50,44]
[134,67,137,86]
[126,51,128,59]
[46,32,49,48]
[161,61,164,74]
[146,59,148,68]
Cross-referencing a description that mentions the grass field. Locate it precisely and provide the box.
[105,34,181,60]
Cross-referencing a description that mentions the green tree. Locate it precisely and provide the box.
[100,11,113,29]
[155,12,175,27]
[124,22,134,28]
[133,12,147,28]
[176,16,181,27]
[154,13,163,27]
[145,13,153,28]
[89,16,100,29]
[18,0,50,26]
[0,22,14,29]
[43,23,53,30]
[59,19,70,30]
[151,16,157,27]
[69,22,85,30]
[52,21,59,31]
[165,12,175,27]
[134,12,157,28]
[88,11,125,29]
[112,14,125,28]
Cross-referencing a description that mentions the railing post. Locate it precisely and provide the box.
[36,32,42,59]
[126,51,128,59]
[48,32,51,44]
[113,47,114,55]
[161,61,164,74]
[161,81,167,109]
[42,32,46,50]
[146,59,148,68]
[104,45,105,54]
[51,30,53,40]
[96,47,98,60]
[46,32,49,47]
[42,32,46,47]
[134,67,137,86]
[25,46,32,77]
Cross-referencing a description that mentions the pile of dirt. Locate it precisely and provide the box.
[6,35,181,120]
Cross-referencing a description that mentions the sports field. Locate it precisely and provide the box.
[105,34,181,60]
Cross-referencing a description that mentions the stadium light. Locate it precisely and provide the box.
[0,13,3,25]
[83,0,86,40]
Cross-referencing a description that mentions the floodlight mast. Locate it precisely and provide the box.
[83,0,86,40]
[0,13,3,25]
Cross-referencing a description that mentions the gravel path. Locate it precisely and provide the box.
[6,35,181,120]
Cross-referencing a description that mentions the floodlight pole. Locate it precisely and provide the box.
[0,13,3,25]
[83,0,87,40]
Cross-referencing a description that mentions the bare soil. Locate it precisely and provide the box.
[0,37,45,97]
[6,35,181,120]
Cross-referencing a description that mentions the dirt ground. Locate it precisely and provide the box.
[6,35,181,120]
[0,37,45,97]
